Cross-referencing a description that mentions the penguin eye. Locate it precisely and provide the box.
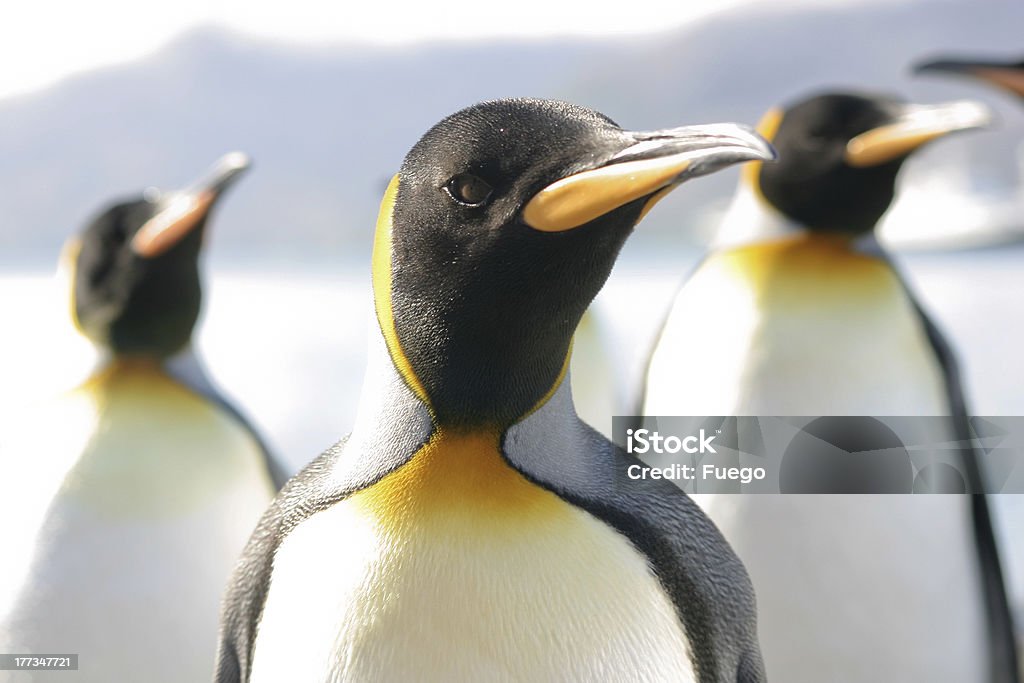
[443,173,493,207]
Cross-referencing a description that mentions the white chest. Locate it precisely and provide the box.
[0,369,274,682]
[645,242,949,416]
[645,240,985,681]
[251,474,696,683]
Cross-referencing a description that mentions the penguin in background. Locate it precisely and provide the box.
[0,154,283,683]
[916,57,1024,101]
[643,91,1019,682]
[915,52,1024,673]
[215,98,776,683]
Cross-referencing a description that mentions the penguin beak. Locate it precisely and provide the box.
[522,123,776,233]
[844,100,991,168]
[915,57,1024,97]
[131,152,252,258]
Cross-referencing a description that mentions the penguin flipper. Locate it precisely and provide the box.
[214,437,352,683]
[513,421,766,683]
[909,296,1019,683]
[905,292,1021,683]
[879,250,1020,683]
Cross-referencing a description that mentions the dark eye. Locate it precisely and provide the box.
[443,173,493,207]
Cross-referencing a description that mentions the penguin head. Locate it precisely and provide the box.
[72,153,250,358]
[748,92,990,235]
[377,98,774,428]
[915,55,1024,100]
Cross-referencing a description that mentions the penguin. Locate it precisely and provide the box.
[915,56,1024,100]
[642,91,1019,683]
[915,52,1024,674]
[0,154,282,683]
[214,98,775,683]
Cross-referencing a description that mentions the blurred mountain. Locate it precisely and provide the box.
[1,0,1022,265]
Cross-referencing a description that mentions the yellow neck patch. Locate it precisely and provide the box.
[58,359,270,519]
[60,237,87,337]
[83,356,165,385]
[742,107,783,203]
[371,174,432,410]
[718,233,897,303]
[353,429,560,528]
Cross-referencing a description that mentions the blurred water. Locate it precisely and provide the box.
[0,244,1021,627]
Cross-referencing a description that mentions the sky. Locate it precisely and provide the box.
[0,0,888,100]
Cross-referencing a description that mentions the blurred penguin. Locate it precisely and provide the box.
[916,53,1024,673]
[643,91,1018,682]
[0,154,281,683]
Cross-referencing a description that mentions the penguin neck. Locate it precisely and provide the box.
[380,312,573,431]
[88,345,209,389]
[715,180,881,254]
[373,221,576,430]
[714,179,807,250]
[341,324,585,488]
[405,318,574,430]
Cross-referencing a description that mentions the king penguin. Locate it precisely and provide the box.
[643,91,1019,682]
[214,98,775,683]
[0,154,283,683]
[915,52,1024,674]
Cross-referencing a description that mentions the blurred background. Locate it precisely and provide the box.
[0,0,1021,639]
